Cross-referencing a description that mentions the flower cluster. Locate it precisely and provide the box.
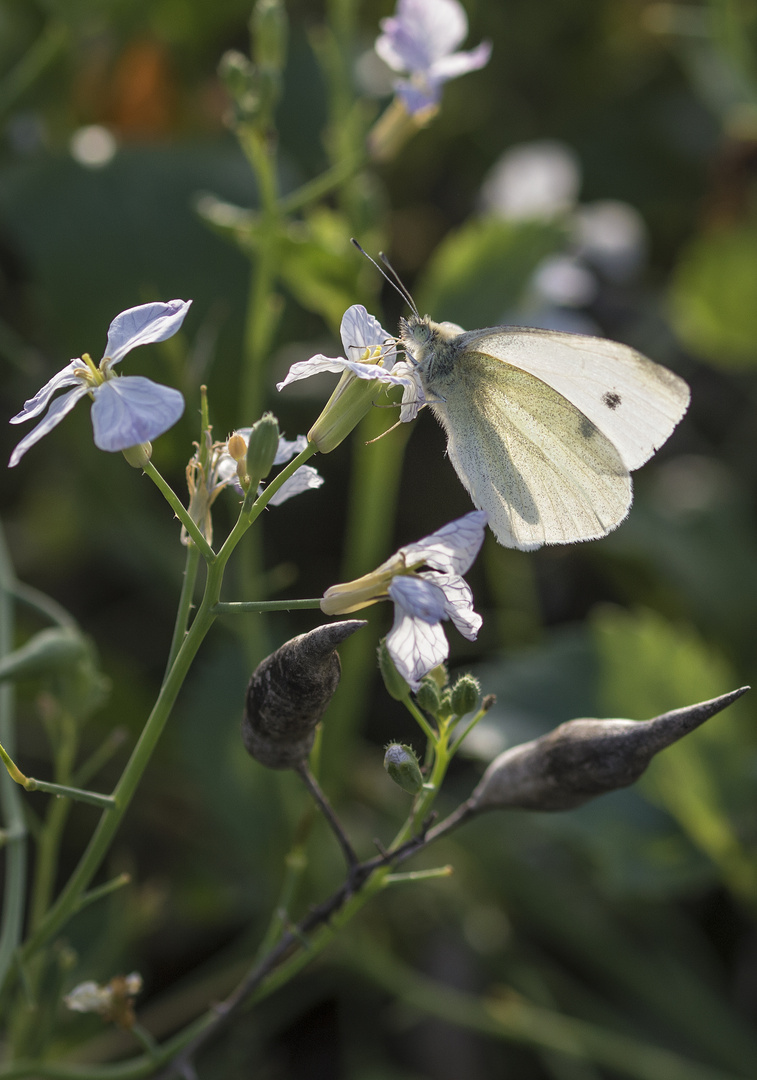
[184,429,322,544]
[321,511,486,690]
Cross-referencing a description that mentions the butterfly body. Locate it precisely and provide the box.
[399,315,690,550]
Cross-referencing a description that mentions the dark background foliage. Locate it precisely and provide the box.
[1,0,757,1076]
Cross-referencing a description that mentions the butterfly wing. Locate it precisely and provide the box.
[459,327,689,471]
[429,351,632,549]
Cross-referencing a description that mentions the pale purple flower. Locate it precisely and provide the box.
[375,0,491,114]
[9,300,190,467]
[277,304,408,392]
[322,511,487,690]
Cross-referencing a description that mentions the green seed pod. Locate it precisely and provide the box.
[252,0,288,74]
[243,621,365,769]
[245,412,280,486]
[378,639,410,700]
[384,743,424,795]
[451,674,480,716]
[0,627,90,682]
[415,676,441,715]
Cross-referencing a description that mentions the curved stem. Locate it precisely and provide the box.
[142,462,215,563]
[164,544,201,678]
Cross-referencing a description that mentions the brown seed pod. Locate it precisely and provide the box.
[467,686,750,814]
[242,620,366,769]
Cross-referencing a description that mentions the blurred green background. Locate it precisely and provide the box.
[2,0,757,1076]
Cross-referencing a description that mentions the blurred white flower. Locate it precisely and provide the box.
[574,199,648,283]
[480,140,581,221]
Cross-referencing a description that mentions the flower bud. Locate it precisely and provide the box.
[245,412,280,486]
[251,0,288,75]
[384,743,424,794]
[307,370,387,455]
[415,676,441,715]
[451,674,480,716]
[378,638,410,700]
[121,442,152,469]
[242,621,366,769]
[468,687,750,814]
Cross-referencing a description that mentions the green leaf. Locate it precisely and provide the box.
[669,223,757,367]
[415,217,567,329]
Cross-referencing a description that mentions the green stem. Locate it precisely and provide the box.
[403,696,438,745]
[278,152,367,215]
[0,21,68,117]
[212,598,322,614]
[9,580,78,630]
[15,778,115,810]
[0,528,27,992]
[142,461,215,563]
[164,544,201,677]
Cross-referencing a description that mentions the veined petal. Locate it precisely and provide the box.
[90,376,184,451]
[10,361,89,423]
[274,434,309,465]
[9,384,90,467]
[267,464,324,505]
[388,574,448,623]
[386,607,449,691]
[429,40,492,83]
[430,571,482,640]
[399,511,487,575]
[104,300,192,365]
[276,354,351,390]
[340,305,396,366]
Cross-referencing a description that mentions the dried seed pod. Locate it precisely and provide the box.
[242,621,366,769]
[468,687,750,814]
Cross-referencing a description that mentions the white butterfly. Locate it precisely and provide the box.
[399,316,690,550]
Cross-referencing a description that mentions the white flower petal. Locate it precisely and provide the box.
[377,0,468,73]
[388,574,448,623]
[267,464,324,505]
[399,511,487,574]
[104,299,191,365]
[10,361,89,423]
[386,607,449,691]
[431,571,482,640]
[276,354,351,390]
[64,981,110,1014]
[273,433,309,464]
[429,40,492,82]
[8,384,91,467]
[90,376,184,451]
[340,304,396,366]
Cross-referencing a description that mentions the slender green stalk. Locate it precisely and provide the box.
[164,544,201,677]
[0,529,27,992]
[142,462,215,562]
[212,598,322,614]
[0,21,68,117]
[9,581,78,630]
[278,152,368,215]
[12,777,115,810]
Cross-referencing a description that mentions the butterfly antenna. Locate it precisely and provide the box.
[378,251,419,318]
[351,238,419,318]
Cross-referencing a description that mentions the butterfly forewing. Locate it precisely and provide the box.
[429,352,632,549]
[459,328,690,471]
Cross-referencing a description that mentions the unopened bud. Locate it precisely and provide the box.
[242,621,366,769]
[121,442,152,469]
[245,413,280,486]
[378,639,410,700]
[384,743,424,794]
[451,674,480,716]
[415,676,441,714]
[468,687,750,814]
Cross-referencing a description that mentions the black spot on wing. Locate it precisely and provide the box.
[602,391,621,410]
[579,416,595,440]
